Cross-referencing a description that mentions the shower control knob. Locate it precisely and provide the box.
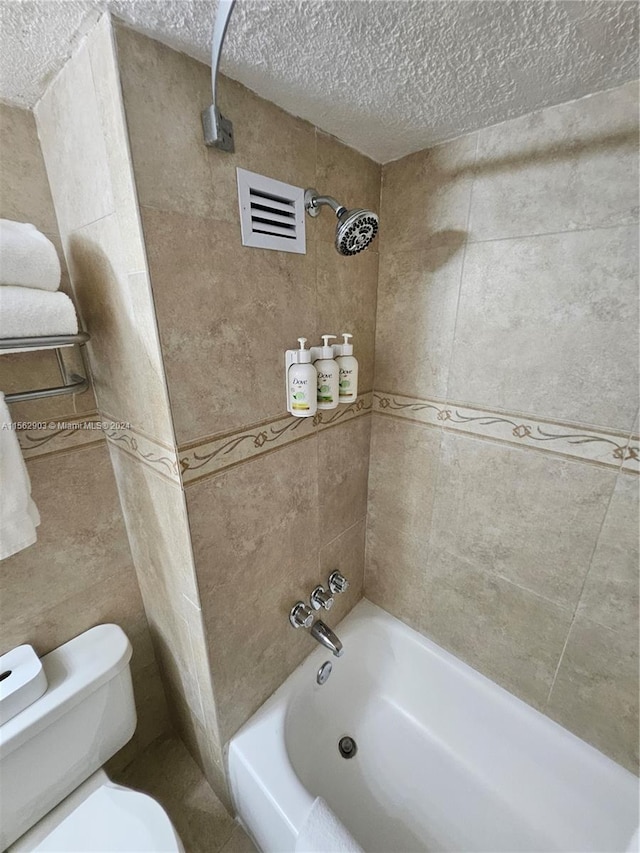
[310,586,334,611]
[328,571,349,595]
[289,602,314,629]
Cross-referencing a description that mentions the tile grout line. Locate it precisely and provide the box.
[398,132,476,586]
[442,132,479,409]
[543,472,620,710]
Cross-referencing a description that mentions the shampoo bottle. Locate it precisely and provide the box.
[336,333,358,403]
[288,338,317,417]
[314,334,339,410]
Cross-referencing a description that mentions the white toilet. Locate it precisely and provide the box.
[0,624,183,851]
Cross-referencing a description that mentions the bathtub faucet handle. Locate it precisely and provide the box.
[289,601,314,629]
[328,571,349,595]
[310,585,334,611]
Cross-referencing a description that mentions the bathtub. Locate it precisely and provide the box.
[228,600,639,853]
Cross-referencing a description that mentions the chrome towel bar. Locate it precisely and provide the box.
[1,332,91,404]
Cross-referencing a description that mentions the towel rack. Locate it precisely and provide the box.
[0,332,91,404]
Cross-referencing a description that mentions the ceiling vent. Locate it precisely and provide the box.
[236,168,306,254]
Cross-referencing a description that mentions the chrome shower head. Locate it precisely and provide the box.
[304,189,379,256]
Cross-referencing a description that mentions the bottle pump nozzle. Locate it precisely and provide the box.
[341,333,353,355]
[297,337,311,363]
[320,334,336,358]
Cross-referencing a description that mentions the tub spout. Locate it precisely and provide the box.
[310,620,343,657]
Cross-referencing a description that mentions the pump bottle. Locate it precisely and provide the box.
[288,338,317,417]
[314,334,339,410]
[336,333,359,403]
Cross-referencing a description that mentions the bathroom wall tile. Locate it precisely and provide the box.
[0,562,154,673]
[547,617,639,773]
[88,15,148,274]
[0,444,134,635]
[316,246,378,393]
[107,444,207,720]
[188,438,322,742]
[114,24,216,220]
[167,695,232,812]
[187,436,318,603]
[140,207,316,443]
[66,215,174,444]
[469,81,639,241]
[0,104,58,233]
[427,433,616,609]
[367,415,441,542]
[366,523,573,710]
[577,473,639,635]
[35,40,114,235]
[216,73,317,218]
[318,415,371,545]
[115,25,316,224]
[319,518,366,626]
[375,245,464,399]
[447,226,639,430]
[315,130,381,246]
[379,133,476,255]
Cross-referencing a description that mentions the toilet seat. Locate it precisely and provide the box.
[10,772,183,853]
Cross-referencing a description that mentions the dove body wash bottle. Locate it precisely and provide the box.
[314,335,339,410]
[288,338,317,417]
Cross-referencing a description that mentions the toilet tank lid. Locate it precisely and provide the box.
[0,625,132,760]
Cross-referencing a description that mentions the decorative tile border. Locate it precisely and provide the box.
[16,413,106,459]
[12,409,183,482]
[103,420,181,483]
[180,393,372,485]
[373,392,639,472]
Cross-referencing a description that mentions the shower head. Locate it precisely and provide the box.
[304,189,379,256]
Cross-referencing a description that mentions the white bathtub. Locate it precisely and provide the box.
[228,600,638,853]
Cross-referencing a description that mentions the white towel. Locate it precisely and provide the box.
[0,220,61,292]
[0,286,78,339]
[0,392,40,561]
[295,798,363,853]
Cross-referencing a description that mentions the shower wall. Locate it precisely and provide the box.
[33,16,223,791]
[0,103,170,770]
[114,24,380,746]
[366,81,639,771]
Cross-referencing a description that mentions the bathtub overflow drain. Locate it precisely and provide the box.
[338,736,357,759]
[317,661,332,685]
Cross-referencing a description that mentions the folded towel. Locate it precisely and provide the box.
[0,392,40,561]
[0,286,78,339]
[0,220,61,292]
[295,798,363,853]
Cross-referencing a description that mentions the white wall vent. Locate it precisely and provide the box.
[236,168,306,254]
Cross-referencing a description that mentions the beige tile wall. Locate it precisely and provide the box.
[367,81,639,773]
[32,16,221,786]
[115,24,380,742]
[0,105,167,765]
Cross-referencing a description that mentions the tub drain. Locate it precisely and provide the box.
[338,736,357,759]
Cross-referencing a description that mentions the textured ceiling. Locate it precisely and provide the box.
[0,0,638,162]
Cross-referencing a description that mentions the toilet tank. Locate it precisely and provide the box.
[0,625,136,850]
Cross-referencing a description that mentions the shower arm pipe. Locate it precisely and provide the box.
[202,0,236,151]
[305,192,347,218]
